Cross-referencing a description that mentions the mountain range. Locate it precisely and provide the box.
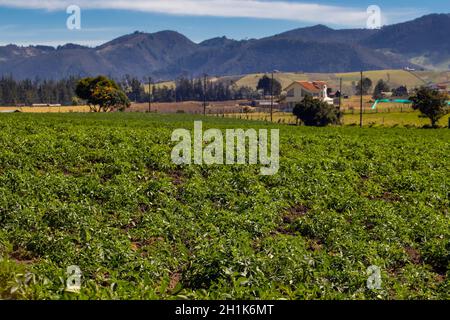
[0,13,449,80]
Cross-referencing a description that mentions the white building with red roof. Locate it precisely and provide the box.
[284,81,334,110]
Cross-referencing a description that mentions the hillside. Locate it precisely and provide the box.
[362,14,450,71]
[0,14,449,80]
[362,14,450,54]
[270,24,377,43]
[233,69,450,93]
[148,69,450,95]
[163,38,408,78]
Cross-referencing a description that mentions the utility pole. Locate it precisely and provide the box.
[270,71,274,122]
[148,76,152,113]
[203,73,207,116]
[339,77,342,111]
[360,71,363,128]
[173,83,176,103]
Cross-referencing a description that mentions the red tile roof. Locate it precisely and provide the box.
[294,81,326,93]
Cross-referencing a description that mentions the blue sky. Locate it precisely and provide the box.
[0,0,447,46]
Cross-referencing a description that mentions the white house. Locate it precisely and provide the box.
[284,81,334,110]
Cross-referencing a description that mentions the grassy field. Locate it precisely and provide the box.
[235,70,450,93]
[0,113,449,300]
[129,100,244,114]
[339,95,412,111]
[0,106,91,113]
[142,69,450,95]
[225,111,450,127]
[1,103,449,127]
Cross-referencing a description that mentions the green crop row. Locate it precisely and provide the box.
[0,113,449,299]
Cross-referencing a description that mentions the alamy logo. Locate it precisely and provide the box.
[366,265,382,290]
[66,265,82,292]
[66,5,81,30]
[366,5,382,29]
[171,121,279,175]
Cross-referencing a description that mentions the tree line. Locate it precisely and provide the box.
[0,76,79,106]
[0,75,260,106]
[355,77,410,98]
[120,75,260,103]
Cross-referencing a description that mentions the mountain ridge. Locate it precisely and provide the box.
[0,13,449,80]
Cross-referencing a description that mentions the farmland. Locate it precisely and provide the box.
[226,111,450,127]
[234,70,450,95]
[0,106,91,113]
[0,113,449,300]
[3,102,450,129]
[146,69,450,97]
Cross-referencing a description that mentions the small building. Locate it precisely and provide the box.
[251,100,279,108]
[437,84,448,93]
[284,81,334,111]
[32,103,62,107]
[429,83,448,93]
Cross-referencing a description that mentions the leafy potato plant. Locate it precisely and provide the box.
[0,113,448,300]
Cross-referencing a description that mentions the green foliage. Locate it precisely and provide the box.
[122,75,146,103]
[0,76,80,106]
[138,77,258,103]
[410,86,449,127]
[293,95,342,126]
[373,80,390,99]
[76,76,130,112]
[392,85,408,97]
[0,113,449,300]
[257,75,282,96]
[355,77,373,95]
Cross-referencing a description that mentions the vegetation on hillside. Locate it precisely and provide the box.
[373,80,391,99]
[355,78,373,96]
[392,85,409,97]
[256,75,282,96]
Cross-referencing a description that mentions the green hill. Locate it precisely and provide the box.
[234,70,450,93]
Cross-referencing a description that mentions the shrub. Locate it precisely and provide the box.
[293,96,342,126]
[76,76,130,112]
[410,86,449,127]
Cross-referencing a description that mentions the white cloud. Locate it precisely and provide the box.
[0,0,377,27]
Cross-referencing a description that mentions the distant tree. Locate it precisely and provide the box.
[76,76,130,112]
[257,75,282,96]
[232,85,259,100]
[0,76,80,106]
[293,95,342,126]
[392,85,408,97]
[410,86,449,127]
[119,75,147,103]
[355,77,373,95]
[130,77,145,102]
[373,79,390,99]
